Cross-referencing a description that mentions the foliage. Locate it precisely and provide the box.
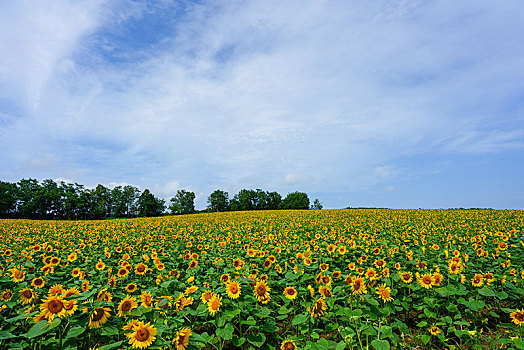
[169,190,196,215]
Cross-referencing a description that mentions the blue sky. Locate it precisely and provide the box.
[1,0,523,209]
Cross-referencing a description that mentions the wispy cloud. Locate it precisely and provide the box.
[1,0,523,208]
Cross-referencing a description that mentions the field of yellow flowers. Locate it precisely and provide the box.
[1,209,523,350]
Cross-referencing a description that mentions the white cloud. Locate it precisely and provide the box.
[1,0,523,208]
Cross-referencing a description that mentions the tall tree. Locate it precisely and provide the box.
[311,198,323,210]
[137,189,165,217]
[92,184,111,219]
[281,192,310,210]
[17,178,40,218]
[207,190,229,212]
[0,181,18,218]
[169,189,196,215]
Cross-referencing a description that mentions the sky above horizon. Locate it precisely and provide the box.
[1,0,523,210]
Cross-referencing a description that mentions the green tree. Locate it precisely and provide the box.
[281,191,310,210]
[169,189,196,215]
[311,198,323,210]
[207,190,229,212]
[137,189,165,217]
[92,184,111,219]
[0,181,18,218]
[16,178,40,218]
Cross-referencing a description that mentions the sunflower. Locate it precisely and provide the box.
[418,273,433,289]
[185,285,198,295]
[321,275,332,286]
[9,267,26,282]
[471,274,484,287]
[207,294,222,315]
[188,260,198,269]
[41,265,54,275]
[31,277,45,289]
[172,327,192,350]
[332,270,342,279]
[88,307,111,329]
[39,295,66,320]
[126,321,157,349]
[118,295,138,317]
[226,281,241,299]
[135,263,148,275]
[376,284,393,303]
[19,288,38,304]
[63,287,81,298]
[220,274,230,284]
[200,290,215,305]
[63,299,78,316]
[510,309,524,326]
[108,276,117,287]
[1,289,13,302]
[283,287,297,300]
[308,297,327,318]
[118,267,130,278]
[374,259,386,269]
[254,280,271,304]
[82,280,90,292]
[281,339,297,350]
[399,272,413,284]
[141,291,153,308]
[432,272,443,286]
[448,262,463,274]
[67,252,77,262]
[365,268,379,281]
[126,283,138,294]
[320,263,329,272]
[351,277,367,295]
[97,289,113,302]
[429,326,441,335]
[96,260,106,271]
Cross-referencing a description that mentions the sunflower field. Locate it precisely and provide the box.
[1,209,523,350]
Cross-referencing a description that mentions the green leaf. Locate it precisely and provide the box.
[292,313,309,326]
[478,286,496,297]
[100,341,124,350]
[336,341,347,350]
[313,338,329,350]
[24,318,61,339]
[65,326,86,339]
[247,333,266,347]
[62,339,77,350]
[100,323,120,336]
[421,335,431,344]
[363,294,379,306]
[311,332,320,339]
[216,323,234,340]
[0,331,16,340]
[254,307,271,318]
[513,338,524,350]
[381,326,393,338]
[232,336,246,347]
[241,316,256,326]
[371,339,390,350]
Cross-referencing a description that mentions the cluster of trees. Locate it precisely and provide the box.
[207,189,320,212]
[0,179,165,220]
[0,178,322,220]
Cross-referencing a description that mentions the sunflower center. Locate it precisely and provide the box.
[92,308,105,321]
[22,290,32,298]
[49,299,64,313]
[135,328,150,341]
[230,285,238,293]
[284,342,295,350]
[256,285,267,295]
[122,301,131,311]
[516,313,524,321]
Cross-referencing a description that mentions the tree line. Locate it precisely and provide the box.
[0,179,322,220]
